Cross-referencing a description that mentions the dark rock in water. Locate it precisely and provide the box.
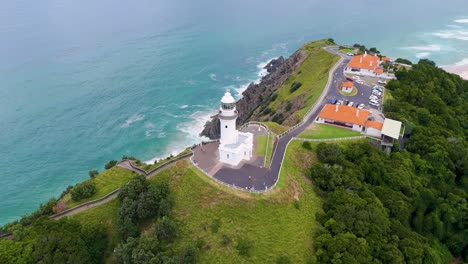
[200,49,307,139]
[264,56,285,73]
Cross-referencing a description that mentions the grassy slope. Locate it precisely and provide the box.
[268,40,339,120]
[339,47,354,54]
[255,134,274,167]
[297,123,361,139]
[62,167,136,208]
[262,121,288,135]
[135,148,191,171]
[71,142,322,263]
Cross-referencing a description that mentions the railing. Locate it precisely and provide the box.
[124,152,193,177]
[292,136,366,142]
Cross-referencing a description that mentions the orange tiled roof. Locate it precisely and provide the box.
[381,57,391,62]
[319,104,369,126]
[342,81,353,88]
[347,53,379,71]
[374,68,384,74]
[366,120,383,130]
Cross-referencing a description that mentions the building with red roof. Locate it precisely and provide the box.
[345,52,386,75]
[342,81,354,93]
[317,104,369,132]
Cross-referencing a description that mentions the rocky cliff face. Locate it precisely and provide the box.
[200,49,307,139]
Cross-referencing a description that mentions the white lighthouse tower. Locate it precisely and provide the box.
[218,90,253,166]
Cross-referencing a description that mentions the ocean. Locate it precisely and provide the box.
[1,0,468,225]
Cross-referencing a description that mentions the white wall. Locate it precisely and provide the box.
[220,118,237,145]
[366,127,382,138]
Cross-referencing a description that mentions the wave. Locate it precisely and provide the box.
[454,58,468,66]
[405,44,441,51]
[432,30,468,41]
[454,19,468,24]
[179,104,189,109]
[120,113,145,128]
[209,73,217,81]
[415,52,430,58]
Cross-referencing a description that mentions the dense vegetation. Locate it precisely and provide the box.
[0,217,107,263]
[310,60,467,263]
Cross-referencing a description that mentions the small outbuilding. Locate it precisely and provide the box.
[342,81,354,93]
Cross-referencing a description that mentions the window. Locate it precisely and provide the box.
[225,125,228,128]
[227,154,229,159]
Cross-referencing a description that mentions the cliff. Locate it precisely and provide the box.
[200,49,307,139]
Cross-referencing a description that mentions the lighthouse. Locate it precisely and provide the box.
[218,89,253,166]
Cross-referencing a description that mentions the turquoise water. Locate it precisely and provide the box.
[1,0,468,225]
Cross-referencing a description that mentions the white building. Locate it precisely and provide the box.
[218,90,253,166]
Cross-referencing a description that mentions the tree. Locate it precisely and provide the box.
[70,181,97,201]
[105,160,118,169]
[156,216,177,242]
[316,143,343,164]
[395,58,412,65]
[88,169,99,178]
[327,38,335,44]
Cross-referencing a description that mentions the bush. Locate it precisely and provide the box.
[293,200,300,210]
[290,82,302,93]
[327,38,335,44]
[235,238,253,257]
[181,245,197,264]
[277,255,291,264]
[272,113,285,124]
[261,107,272,115]
[104,160,117,170]
[285,102,292,111]
[70,181,97,201]
[156,216,177,242]
[88,170,99,179]
[302,141,312,150]
[395,58,413,65]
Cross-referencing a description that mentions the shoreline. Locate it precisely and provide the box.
[443,64,468,80]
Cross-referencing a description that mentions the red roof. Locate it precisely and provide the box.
[347,53,379,71]
[319,104,369,126]
[374,68,384,74]
[381,57,391,62]
[342,81,353,88]
[366,120,383,130]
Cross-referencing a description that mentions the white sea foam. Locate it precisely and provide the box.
[454,58,468,66]
[209,73,217,81]
[120,113,145,128]
[415,52,430,58]
[179,104,189,109]
[433,30,468,41]
[454,19,468,24]
[406,44,441,51]
[447,24,462,29]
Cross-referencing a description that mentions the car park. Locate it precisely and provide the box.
[337,99,344,105]
[372,90,382,96]
[373,86,383,92]
[369,101,380,107]
[369,95,378,100]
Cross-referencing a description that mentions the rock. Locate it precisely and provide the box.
[200,49,307,139]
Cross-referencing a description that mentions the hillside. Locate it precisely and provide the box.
[201,39,339,139]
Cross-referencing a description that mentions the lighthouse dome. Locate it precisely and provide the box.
[221,90,235,104]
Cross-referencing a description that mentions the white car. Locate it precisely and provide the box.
[369,96,378,101]
[372,91,382,96]
[352,76,360,80]
[348,102,354,106]
[356,80,364,84]
[347,52,354,56]
[369,101,380,107]
[369,99,379,105]
[373,86,383,91]
[358,104,365,109]
[377,80,386,84]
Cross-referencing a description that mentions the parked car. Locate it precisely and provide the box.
[348,101,354,106]
[369,101,380,107]
[369,95,379,100]
[352,76,360,80]
[372,90,382,96]
[358,104,365,109]
[347,52,354,56]
[373,86,383,91]
[369,99,379,105]
[337,99,344,105]
[344,100,349,105]
[377,80,386,84]
[346,77,354,82]
[331,99,337,104]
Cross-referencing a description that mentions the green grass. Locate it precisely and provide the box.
[62,167,136,208]
[135,148,192,172]
[72,199,120,264]
[297,123,361,139]
[339,47,354,54]
[268,40,339,121]
[256,134,275,167]
[262,121,288,135]
[71,142,323,263]
[384,88,393,104]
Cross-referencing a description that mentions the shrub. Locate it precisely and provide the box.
[285,102,292,111]
[395,58,412,65]
[104,160,117,170]
[270,93,278,101]
[181,245,197,264]
[302,141,312,150]
[277,255,291,264]
[88,170,99,179]
[156,216,177,242]
[290,82,302,93]
[272,113,285,124]
[327,38,335,44]
[261,107,272,115]
[235,238,253,257]
[293,200,300,210]
[70,181,96,201]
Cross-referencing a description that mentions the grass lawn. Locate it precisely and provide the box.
[62,167,136,208]
[384,88,393,104]
[269,40,339,121]
[256,134,275,167]
[71,142,323,263]
[297,123,361,139]
[339,47,354,54]
[262,121,288,135]
[134,148,192,172]
[72,199,120,264]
